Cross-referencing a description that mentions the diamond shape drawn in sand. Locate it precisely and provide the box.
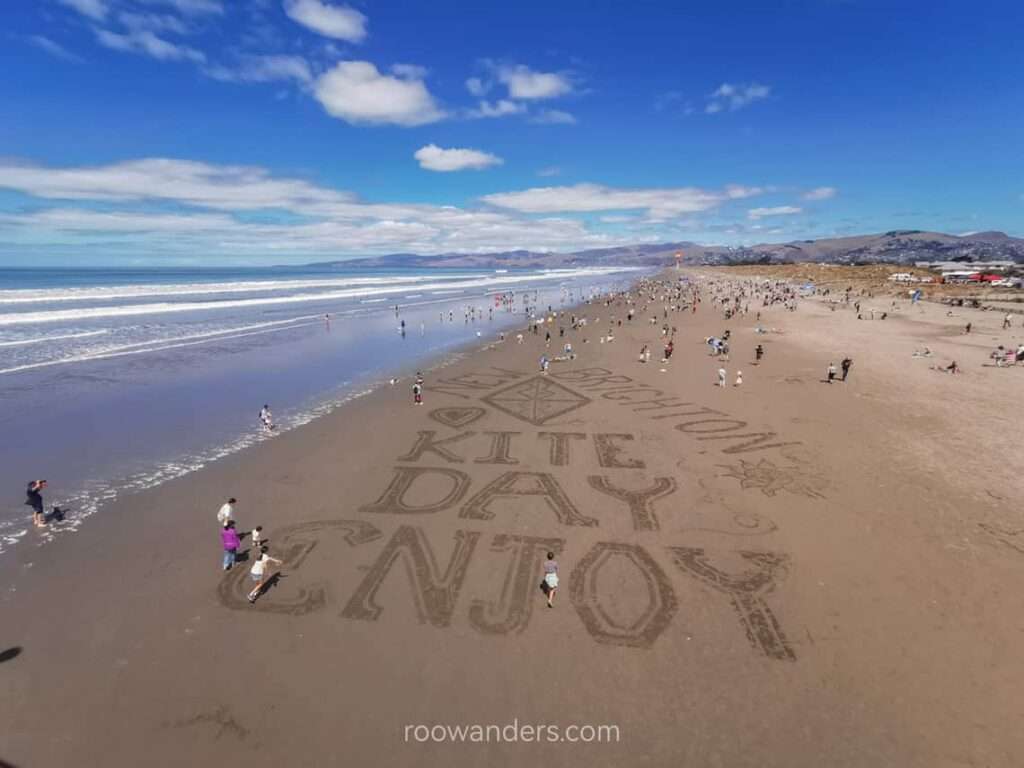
[482,376,591,426]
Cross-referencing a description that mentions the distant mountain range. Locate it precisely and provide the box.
[304,230,1024,270]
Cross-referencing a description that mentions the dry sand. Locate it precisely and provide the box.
[1,267,1023,768]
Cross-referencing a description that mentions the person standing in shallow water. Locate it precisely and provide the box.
[542,552,559,608]
[26,480,46,528]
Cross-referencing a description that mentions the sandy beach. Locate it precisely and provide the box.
[2,267,1023,768]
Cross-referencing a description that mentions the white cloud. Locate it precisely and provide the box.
[466,99,527,119]
[537,166,561,177]
[29,35,82,62]
[283,0,367,42]
[206,55,313,84]
[137,0,224,14]
[530,109,576,124]
[725,185,764,199]
[497,65,572,100]
[706,82,771,113]
[118,11,190,34]
[313,61,444,126]
[57,0,108,21]
[414,145,503,172]
[465,77,489,97]
[95,28,206,62]
[482,183,729,218]
[392,63,427,79]
[0,158,347,209]
[748,206,801,220]
[803,186,837,201]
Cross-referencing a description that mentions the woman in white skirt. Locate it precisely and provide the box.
[542,552,559,608]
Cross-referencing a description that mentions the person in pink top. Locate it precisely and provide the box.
[221,521,241,571]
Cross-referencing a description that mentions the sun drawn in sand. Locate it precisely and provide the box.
[717,459,825,499]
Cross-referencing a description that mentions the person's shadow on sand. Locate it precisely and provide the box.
[0,647,22,664]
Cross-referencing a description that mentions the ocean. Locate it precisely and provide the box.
[0,264,643,556]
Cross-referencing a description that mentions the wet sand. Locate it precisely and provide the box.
[2,268,1022,768]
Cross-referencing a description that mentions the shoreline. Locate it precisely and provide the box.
[3,266,1022,768]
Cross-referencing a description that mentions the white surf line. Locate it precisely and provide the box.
[0,317,321,375]
[0,270,629,327]
[0,274,480,305]
[0,329,109,347]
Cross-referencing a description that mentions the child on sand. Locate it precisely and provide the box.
[248,547,283,603]
[718,368,726,387]
[251,525,264,548]
[827,362,837,383]
[735,370,743,386]
[413,382,423,405]
[542,552,559,608]
[217,497,236,528]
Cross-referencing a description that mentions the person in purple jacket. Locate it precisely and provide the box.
[221,521,241,571]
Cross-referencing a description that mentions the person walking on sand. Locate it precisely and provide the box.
[248,546,283,603]
[964,322,972,334]
[412,381,423,405]
[755,344,764,364]
[735,370,743,387]
[221,521,241,571]
[542,552,559,608]
[827,362,837,383]
[717,367,727,387]
[540,354,550,374]
[217,497,236,528]
[26,479,47,528]
[251,525,264,549]
[841,357,852,382]
[1003,314,1012,330]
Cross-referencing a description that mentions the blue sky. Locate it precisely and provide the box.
[2,0,1022,265]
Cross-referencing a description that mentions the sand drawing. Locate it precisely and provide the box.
[359,467,471,515]
[459,471,598,527]
[587,475,677,531]
[341,525,480,628]
[429,406,486,429]
[716,459,825,499]
[538,431,587,466]
[217,519,382,615]
[668,547,796,661]
[569,542,679,649]
[482,376,592,426]
[468,534,565,635]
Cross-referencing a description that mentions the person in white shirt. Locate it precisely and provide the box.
[248,547,283,603]
[251,525,264,548]
[217,497,236,527]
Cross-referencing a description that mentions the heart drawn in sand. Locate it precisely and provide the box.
[429,407,486,429]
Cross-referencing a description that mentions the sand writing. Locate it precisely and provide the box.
[341,525,480,628]
[592,433,646,469]
[359,467,472,515]
[474,431,521,465]
[538,431,586,466]
[217,519,382,615]
[667,547,796,661]
[552,368,802,457]
[468,534,565,635]
[587,475,677,532]
[460,471,598,527]
[217,521,797,659]
[569,542,678,649]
